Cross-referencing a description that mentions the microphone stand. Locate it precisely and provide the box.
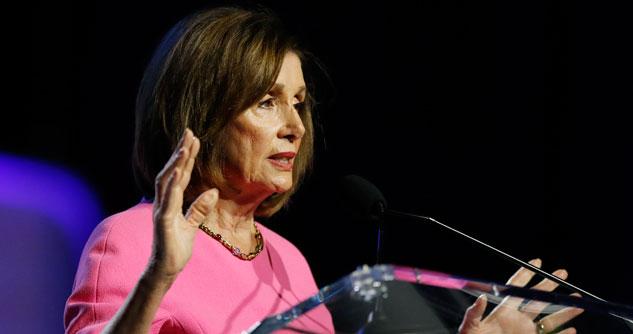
[375,224,383,265]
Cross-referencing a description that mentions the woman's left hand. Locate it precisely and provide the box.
[458,259,584,334]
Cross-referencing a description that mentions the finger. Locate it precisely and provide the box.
[506,258,542,287]
[164,129,193,174]
[155,129,193,202]
[186,188,219,227]
[531,269,568,291]
[538,306,584,333]
[520,269,568,319]
[170,129,195,189]
[495,258,542,310]
[156,148,188,204]
[179,136,200,189]
[158,168,184,223]
[557,327,577,334]
[458,294,487,333]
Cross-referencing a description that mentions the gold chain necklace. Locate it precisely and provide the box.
[198,223,264,261]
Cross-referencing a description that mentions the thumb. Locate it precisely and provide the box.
[459,294,487,333]
[185,188,219,226]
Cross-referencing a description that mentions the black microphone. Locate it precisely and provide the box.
[338,175,387,264]
[337,174,629,314]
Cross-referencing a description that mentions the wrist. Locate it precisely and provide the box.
[143,262,179,288]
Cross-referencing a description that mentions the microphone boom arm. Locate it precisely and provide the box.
[386,209,604,301]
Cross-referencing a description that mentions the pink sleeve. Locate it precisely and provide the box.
[64,216,178,334]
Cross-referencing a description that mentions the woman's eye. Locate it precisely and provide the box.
[258,97,277,109]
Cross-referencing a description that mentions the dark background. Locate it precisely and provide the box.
[8,0,633,308]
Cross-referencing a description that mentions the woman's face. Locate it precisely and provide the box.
[223,52,306,196]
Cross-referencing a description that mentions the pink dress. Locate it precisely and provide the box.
[64,202,334,333]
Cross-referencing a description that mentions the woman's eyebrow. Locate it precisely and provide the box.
[269,83,306,96]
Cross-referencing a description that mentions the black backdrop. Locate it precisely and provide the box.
[10,0,633,306]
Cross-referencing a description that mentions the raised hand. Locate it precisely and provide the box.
[459,259,584,334]
[149,128,219,280]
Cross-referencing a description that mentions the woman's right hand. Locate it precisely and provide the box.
[148,128,219,281]
[100,129,218,334]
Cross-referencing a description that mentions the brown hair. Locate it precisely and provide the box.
[132,6,315,217]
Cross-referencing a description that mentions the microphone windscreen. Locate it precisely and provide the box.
[337,175,387,222]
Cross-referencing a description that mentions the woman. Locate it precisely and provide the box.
[64,6,581,334]
[64,7,332,333]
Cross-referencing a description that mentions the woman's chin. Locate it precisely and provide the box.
[270,176,293,193]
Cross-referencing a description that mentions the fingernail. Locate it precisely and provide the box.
[556,269,568,279]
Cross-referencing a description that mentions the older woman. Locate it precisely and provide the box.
[64,6,582,334]
[64,7,331,333]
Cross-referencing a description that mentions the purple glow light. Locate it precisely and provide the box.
[0,153,103,264]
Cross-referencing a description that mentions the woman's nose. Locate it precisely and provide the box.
[278,103,306,143]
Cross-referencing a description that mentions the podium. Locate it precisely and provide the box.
[246,264,633,333]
